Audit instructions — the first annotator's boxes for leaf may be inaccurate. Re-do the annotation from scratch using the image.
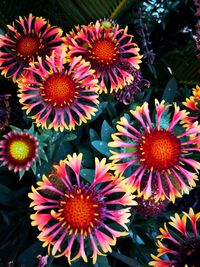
[0,185,16,207]
[16,241,46,267]
[80,169,95,183]
[101,120,115,142]
[95,255,110,267]
[89,128,100,142]
[92,141,111,157]
[162,77,177,103]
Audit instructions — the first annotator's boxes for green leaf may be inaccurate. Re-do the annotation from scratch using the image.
[0,185,16,207]
[92,140,111,157]
[95,255,110,267]
[19,169,26,180]
[80,169,95,183]
[162,77,177,103]
[101,120,115,142]
[16,241,46,267]
[89,128,100,142]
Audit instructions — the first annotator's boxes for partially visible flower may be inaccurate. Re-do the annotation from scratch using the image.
[18,51,99,131]
[134,174,168,217]
[0,126,47,177]
[109,100,200,202]
[194,0,200,17]
[113,63,149,105]
[66,20,142,93]
[0,130,38,173]
[29,153,136,264]
[0,94,11,131]
[0,14,63,81]
[149,208,200,267]
[182,85,200,124]
[37,255,48,267]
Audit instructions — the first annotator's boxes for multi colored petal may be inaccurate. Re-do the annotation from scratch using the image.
[149,208,200,266]
[17,51,99,131]
[0,130,38,173]
[66,20,142,93]
[29,153,136,264]
[0,14,63,81]
[109,99,200,202]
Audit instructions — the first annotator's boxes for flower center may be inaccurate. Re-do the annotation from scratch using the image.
[137,129,181,171]
[91,39,118,65]
[59,188,101,236]
[16,35,41,58]
[42,73,77,107]
[176,238,200,267]
[8,138,32,161]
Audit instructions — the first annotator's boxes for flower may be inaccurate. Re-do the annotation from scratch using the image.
[36,255,48,267]
[66,20,142,93]
[0,94,11,131]
[0,14,63,81]
[149,208,200,267]
[182,85,200,124]
[0,130,38,173]
[109,100,200,202]
[18,51,99,131]
[29,153,136,264]
[113,63,149,105]
[134,174,168,217]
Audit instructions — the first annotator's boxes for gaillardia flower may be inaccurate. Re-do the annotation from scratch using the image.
[0,130,38,173]
[0,94,11,131]
[18,51,99,131]
[66,20,142,93]
[109,100,200,202]
[29,153,136,264]
[149,208,200,267]
[0,14,63,81]
[182,85,200,124]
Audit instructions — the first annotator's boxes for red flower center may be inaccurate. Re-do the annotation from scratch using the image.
[5,135,37,165]
[16,35,41,58]
[91,39,118,65]
[60,188,101,235]
[137,129,181,171]
[42,73,77,107]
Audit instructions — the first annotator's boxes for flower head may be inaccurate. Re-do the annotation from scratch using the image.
[182,85,200,124]
[18,51,99,131]
[0,129,38,173]
[149,208,200,267]
[66,20,142,93]
[0,94,11,131]
[0,14,63,81]
[29,153,136,264]
[109,100,200,202]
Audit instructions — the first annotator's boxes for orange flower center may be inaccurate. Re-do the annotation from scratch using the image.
[59,189,101,236]
[137,129,181,171]
[16,35,41,58]
[91,39,118,65]
[42,73,77,107]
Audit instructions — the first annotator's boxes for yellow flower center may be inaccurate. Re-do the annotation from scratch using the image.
[9,140,30,160]
[42,73,77,107]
